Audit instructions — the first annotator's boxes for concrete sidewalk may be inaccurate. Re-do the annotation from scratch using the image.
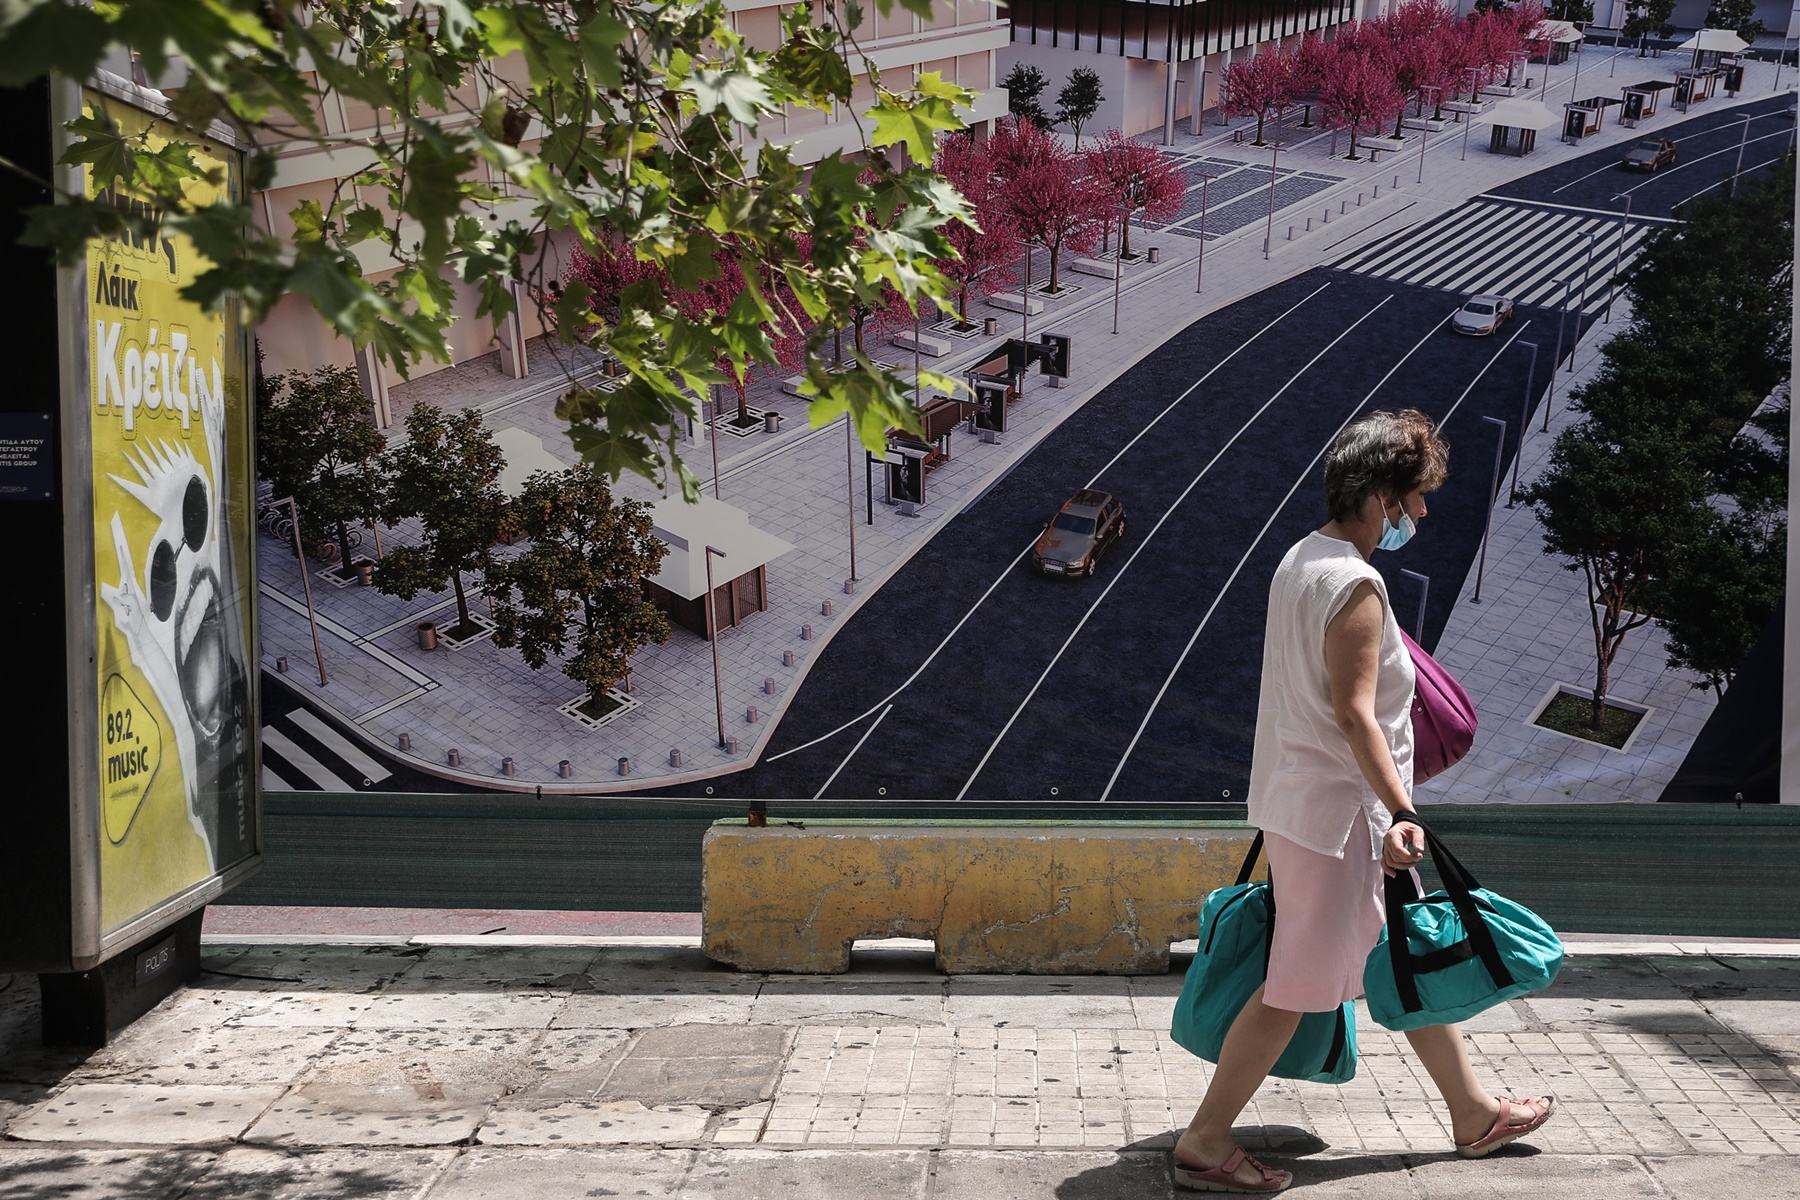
[4,934,1798,1198]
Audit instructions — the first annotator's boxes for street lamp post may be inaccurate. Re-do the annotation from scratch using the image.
[1546,277,1570,430]
[1579,230,1598,327]
[1112,207,1125,334]
[843,415,858,584]
[1606,192,1631,322]
[1194,172,1215,293]
[1417,120,1431,183]
[1730,112,1752,196]
[707,386,723,498]
[1399,569,1429,641]
[1554,272,1577,379]
[704,545,728,748]
[1511,341,1538,506]
[271,496,327,686]
[1264,143,1281,261]
[1568,23,1587,103]
[1473,415,1506,604]
[1019,238,1031,342]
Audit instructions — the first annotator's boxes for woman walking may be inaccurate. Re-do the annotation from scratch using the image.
[1173,410,1552,1193]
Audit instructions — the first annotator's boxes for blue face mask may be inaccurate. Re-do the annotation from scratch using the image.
[1377,501,1416,552]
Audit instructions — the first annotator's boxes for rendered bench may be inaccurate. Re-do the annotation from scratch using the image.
[986,291,1045,316]
[890,328,953,357]
[701,820,1261,975]
[1069,256,1121,279]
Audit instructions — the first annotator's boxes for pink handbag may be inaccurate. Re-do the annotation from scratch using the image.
[1400,629,1476,783]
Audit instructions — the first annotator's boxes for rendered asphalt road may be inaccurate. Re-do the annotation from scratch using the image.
[259,94,1792,801]
[650,273,1586,804]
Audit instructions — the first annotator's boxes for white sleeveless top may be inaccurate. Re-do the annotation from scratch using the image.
[1246,532,1415,860]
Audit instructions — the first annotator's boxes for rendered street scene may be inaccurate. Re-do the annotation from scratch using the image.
[3,1,1797,1199]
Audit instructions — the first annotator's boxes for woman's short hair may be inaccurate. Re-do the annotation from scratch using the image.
[1324,409,1449,522]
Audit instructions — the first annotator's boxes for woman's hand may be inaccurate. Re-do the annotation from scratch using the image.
[1382,820,1424,878]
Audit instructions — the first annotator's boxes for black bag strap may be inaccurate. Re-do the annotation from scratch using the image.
[1234,830,1265,886]
[1382,825,1516,1014]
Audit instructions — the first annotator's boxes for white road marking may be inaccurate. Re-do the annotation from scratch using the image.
[953,296,1398,801]
[287,707,391,783]
[766,280,1339,765]
[1098,304,1468,801]
[812,704,895,799]
[262,725,355,791]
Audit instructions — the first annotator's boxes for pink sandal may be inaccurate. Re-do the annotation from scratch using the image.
[1172,1146,1292,1193]
[1455,1095,1554,1158]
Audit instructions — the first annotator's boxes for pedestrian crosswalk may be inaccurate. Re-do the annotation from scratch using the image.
[1330,198,1656,314]
[261,705,393,792]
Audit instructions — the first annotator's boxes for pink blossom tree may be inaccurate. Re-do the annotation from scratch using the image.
[1222,46,1298,146]
[1083,129,1187,260]
[1377,0,1457,136]
[935,132,1021,330]
[988,116,1111,295]
[1317,30,1406,160]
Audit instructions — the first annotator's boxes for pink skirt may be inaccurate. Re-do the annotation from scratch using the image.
[1262,809,1388,1013]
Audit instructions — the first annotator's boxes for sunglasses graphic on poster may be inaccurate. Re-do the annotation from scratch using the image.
[83,88,256,935]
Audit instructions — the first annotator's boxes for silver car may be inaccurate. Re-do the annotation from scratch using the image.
[1450,294,1515,337]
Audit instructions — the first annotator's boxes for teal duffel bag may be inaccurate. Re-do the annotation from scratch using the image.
[1363,824,1564,1032]
[1170,832,1357,1085]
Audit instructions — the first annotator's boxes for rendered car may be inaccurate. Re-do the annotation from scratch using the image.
[1621,138,1677,171]
[1450,294,1515,337]
[1033,489,1126,577]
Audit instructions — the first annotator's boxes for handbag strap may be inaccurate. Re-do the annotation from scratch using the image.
[1234,830,1265,885]
[1382,825,1517,1013]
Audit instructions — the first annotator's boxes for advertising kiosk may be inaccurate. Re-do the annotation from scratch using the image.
[0,73,261,1043]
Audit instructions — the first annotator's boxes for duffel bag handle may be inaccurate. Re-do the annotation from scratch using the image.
[1235,830,1266,886]
[1382,823,1516,1015]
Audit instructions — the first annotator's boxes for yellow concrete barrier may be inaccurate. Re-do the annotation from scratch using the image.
[701,821,1262,975]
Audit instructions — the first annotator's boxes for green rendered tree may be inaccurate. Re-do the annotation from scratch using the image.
[376,403,507,641]
[1002,62,1054,130]
[1648,393,1788,696]
[1522,419,1709,730]
[486,469,669,709]
[256,365,384,568]
[1055,67,1105,147]
[1549,0,1594,22]
[1622,0,1677,47]
[1,0,976,496]
[1705,0,1764,41]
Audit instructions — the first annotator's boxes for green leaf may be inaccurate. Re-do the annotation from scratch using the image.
[290,198,327,244]
[577,8,628,91]
[58,110,134,191]
[665,230,722,291]
[688,66,772,125]
[341,205,391,246]
[867,89,964,167]
[0,0,109,86]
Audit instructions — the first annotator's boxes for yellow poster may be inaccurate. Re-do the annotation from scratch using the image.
[85,89,256,935]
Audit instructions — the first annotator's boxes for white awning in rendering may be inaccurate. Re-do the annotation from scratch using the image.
[647,494,794,601]
[1675,29,1751,55]
[1481,98,1565,131]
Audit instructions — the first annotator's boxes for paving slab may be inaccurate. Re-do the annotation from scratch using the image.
[943,979,1139,1030]
[424,1146,695,1198]
[180,1146,456,1199]
[749,983,948,1027]
[1407,1152,1665,1200]
[1702,1000,1800,1037]
[592,1024,792,1106]
[243,1041,537,1147]
[550,989,761,1029]
[1645,1153,1800,1200]
[1518,997,1731,1033]
[0,1148,216,1200]
[690,1149,933,1197]
[10,1083,287,1145]
[476,1099,710,1146]
[932,1147,1176,1199]
[69,1023,341,1086]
